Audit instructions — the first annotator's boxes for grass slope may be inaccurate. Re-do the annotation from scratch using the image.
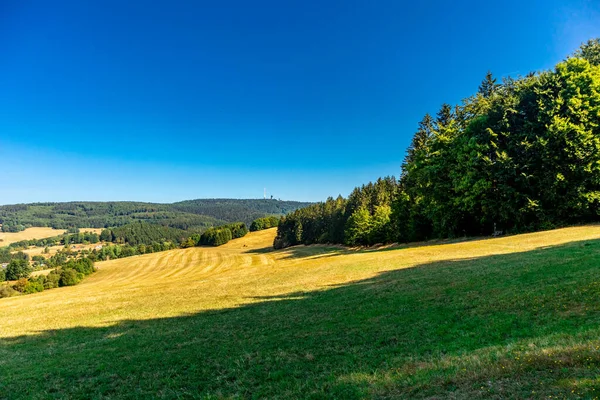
[2,227,600,398]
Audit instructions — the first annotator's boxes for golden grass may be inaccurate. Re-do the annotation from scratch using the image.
[2,225,600,339]
[21,242,102,258]
[0,227,66,246]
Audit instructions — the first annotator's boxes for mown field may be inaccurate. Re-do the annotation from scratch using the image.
[0,227,66,246]
[0,227,103,248]
[2,226,600,398]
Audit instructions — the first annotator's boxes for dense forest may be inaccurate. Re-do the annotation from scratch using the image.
[0,199,311,232]
[100,222,188,247]
[170,199,310,226]
[275,39,600,249]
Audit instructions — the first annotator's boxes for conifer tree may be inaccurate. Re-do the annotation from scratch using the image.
[478,71,498,98]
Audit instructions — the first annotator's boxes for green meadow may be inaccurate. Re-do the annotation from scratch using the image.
[2,227,600,399]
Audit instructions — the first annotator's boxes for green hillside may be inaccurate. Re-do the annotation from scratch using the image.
[0,199,312,232]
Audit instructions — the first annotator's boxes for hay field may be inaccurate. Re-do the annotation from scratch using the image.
[0,227,102,247]
[0,227,66,246]
[2,226,600,398]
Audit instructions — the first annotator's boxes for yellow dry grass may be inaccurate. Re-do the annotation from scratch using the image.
[0,227,66,246]
[21,243,102,258]
[20,245,63,258]
[2,225,600,339]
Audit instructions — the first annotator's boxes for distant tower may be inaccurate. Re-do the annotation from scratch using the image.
[264,188,266,199]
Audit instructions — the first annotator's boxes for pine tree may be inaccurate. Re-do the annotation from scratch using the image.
[436,103,454,128]
[402,114,433,171]
[478,71,498,98]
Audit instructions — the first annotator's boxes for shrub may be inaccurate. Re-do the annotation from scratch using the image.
[59,268,83,287]
[65,257,95,275]
[12,278,29,293]
[0,284,18,298]
[43,270,61,289]
[23,280,44,294]
[32,255,46,263]
[227,222,248,239]
[199,227,233,246]
[250,216,280,231]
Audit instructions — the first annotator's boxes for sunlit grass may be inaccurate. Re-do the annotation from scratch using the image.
[0,227,66,246]
[2,226,600,398]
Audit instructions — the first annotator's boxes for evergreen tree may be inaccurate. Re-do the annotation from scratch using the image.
[478,71,498,98]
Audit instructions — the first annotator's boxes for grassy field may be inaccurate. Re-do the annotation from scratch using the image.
[2,227,600,398]
[0,227,103,248]
[0,227,66,246]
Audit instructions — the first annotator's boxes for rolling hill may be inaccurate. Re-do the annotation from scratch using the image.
[2,226,600,398]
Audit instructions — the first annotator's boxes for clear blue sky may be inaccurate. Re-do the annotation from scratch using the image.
[1,0,599,204]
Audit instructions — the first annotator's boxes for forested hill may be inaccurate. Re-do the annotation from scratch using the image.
[170,199,312,224]
[275,38,600,249]
[0,199,312,232]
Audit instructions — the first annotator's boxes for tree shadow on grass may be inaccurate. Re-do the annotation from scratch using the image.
[245,244,349,261]
[244,232,543,261]
[2,239,600,399]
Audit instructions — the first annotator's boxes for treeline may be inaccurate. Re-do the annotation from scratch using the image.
[0,257,96,297]
[274,179,396,248]
[0,199,311,232]
[171,199,312,225]
[198,222,248,246]
[275,39,600,248]
[92,242,179,261]
[250,216,280,231]
[100,222,187,246]
[182,222,249,247]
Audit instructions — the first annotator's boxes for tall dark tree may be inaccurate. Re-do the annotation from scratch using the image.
[478,71,498,98]
[402,114,433,170]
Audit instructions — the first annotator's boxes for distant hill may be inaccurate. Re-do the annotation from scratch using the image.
[171,199,313,225]
[0,199,312,232]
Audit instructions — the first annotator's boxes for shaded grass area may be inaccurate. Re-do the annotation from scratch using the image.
[2,240,600,398]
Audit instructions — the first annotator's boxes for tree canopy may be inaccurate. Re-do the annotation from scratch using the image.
[275,39,600,248]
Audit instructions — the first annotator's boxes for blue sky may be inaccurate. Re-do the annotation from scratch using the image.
[1,0,599,204]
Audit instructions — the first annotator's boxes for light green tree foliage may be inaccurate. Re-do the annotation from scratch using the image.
[370,205,392,244]
[537,58,600,220]
[345,207,372,246]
